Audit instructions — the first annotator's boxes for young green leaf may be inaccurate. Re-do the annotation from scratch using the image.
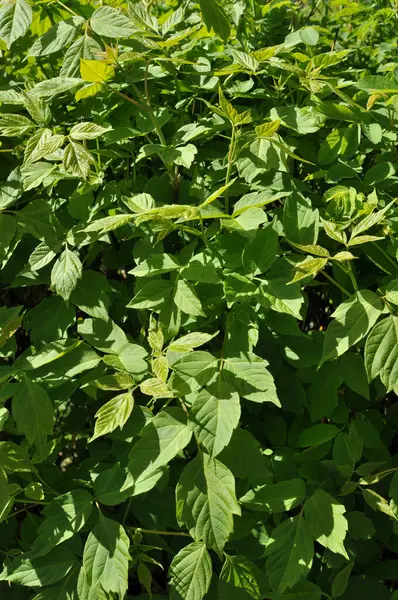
[265,514,313,594]
[169,542,212,600]
[190,378,240,457]
[176,452,241,554]
[51,247,83,301]
[79,515,130,598]
[91,390,134,441]
[304,489,348,558]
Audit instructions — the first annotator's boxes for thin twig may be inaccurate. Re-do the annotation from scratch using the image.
[57,0,78,16]
[122,498,133,525]
[129,526,190,537]
[144,61,151,106]
[320,269,351,297]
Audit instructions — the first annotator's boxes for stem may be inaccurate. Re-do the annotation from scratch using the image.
[346,261,359,292]
[122,498,133,525]
[224,126,236,214]
[113,89,145,110]
[14,498,50,505]
[6,506,31,519]
[113,87,170,176]
[96,138,102,171]
[131,82,167,146]
[372,241,398,272]
[144,62,151,106]
[37,473,60,496]
[57,0,78,16]
[178,397,189,416]
[320,270,351,297]
[129,526,190,537]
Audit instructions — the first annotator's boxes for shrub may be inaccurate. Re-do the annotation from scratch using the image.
[0,0,397,598]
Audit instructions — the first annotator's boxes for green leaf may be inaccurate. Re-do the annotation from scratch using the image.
[63,141,95,179]
[140,377,173,398]
[169,542,212,600]
[21,162,56,190]
[362,488,398,521]
[70,122,111,140]
[346,511,375,540]
[24,482,44,501]
[12,375,53,446]
[240,479,306,513]
[0,113,35,136]
[339,352,369,399]
[176,452,241,554]
[283,195,319,245]
[332,564,354,598]
[123,407,192,496]
[270,106,324,134]
[91,390,134,441]
[365,316,398,394]
[218,428,272,483]
[350,201,394,239]
[298,424,339,447]
[355,75,398,93]
[169,331,218,353]
[0,305,23,348]
[265,514,313,594]
[199,0,230,40]
[258,278,305,320]
[318,128,344,164]
[174,279,205,317]
[30,77,82,98]
[24,296,74,344]
[307,363,341,421]
[291,257,328,284]
[60,35,102,78]
[130,253,181,277]
[223,353,280,406]
[190,378,240,457]
[333,426,363,477]
[304,489,348,558]
[322,290,384,364]
[51,247,83,301]
[16,339,81,370]
[255,120,281,138]
[32,490,93,557]
[24,130,64,165]
[71,270,111,321]
[0,407,8,431]
[90,6,136,38]
[277,581,322,600]
[28,17,84,56]
[219,554,261,600]
[81,214,134,234]
[79,515,130,598]
[0,0,32,48]
[128,280,173,310]
[0,168,23,209]
[95,372,135,391]
[0,441,35,472]
[242,224,280,275]
[231,49,258,73]
[0,546,77,587]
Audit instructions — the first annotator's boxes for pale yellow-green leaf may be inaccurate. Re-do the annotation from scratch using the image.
[80,59,115,83]
[90,391,134,441]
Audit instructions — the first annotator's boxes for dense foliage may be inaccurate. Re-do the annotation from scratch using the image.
[0,0,398,598]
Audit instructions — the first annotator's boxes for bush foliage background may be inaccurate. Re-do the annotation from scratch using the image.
[0,0,398,598]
